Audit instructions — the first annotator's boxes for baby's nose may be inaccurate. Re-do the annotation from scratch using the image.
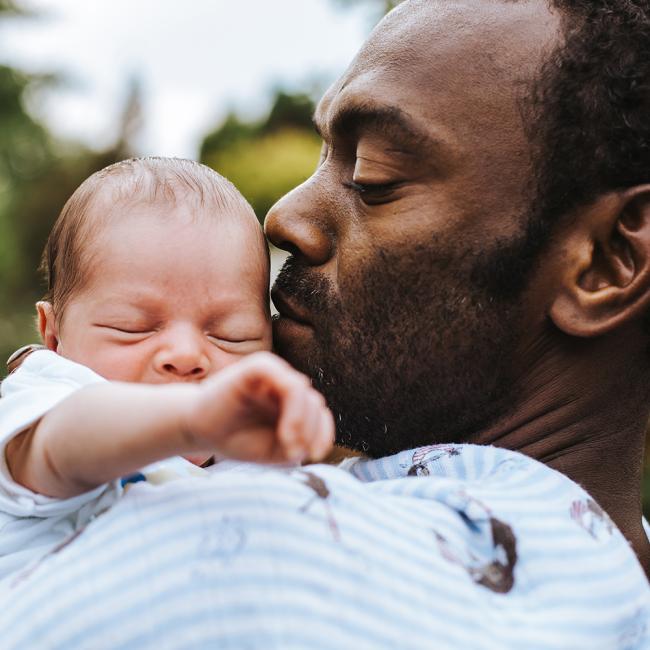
[156,336,210,381]
[161,358,207,380]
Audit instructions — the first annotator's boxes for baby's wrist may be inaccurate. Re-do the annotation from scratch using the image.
[167,383,208,452]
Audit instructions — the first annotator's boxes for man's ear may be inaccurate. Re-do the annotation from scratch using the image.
[36,301,59,351]
[550,186,650,337]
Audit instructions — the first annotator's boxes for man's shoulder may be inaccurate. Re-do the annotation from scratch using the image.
[345,443,558,490]
[339,444,650,597]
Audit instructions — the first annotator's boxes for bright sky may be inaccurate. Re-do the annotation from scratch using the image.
[0,0,372,157]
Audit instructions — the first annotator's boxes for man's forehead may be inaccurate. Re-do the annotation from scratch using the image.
[363,0,561,64]
[316,0,561,126]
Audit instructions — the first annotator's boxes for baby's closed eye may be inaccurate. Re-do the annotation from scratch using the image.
[207,335,266,353]
[93,322,158,337]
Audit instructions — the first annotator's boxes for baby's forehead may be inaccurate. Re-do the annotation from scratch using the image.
[91,163,243,215]
[77,165,268,283]
[88,192,267,262]
[85,162,261,242]
[78,207,268,314]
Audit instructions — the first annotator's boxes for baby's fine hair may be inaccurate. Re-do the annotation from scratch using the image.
[41,157,265,315]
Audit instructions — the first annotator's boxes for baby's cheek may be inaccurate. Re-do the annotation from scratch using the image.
[259,319,273,352]
[208,348,251,376]
[205,337,271,380]
[87,348,150,382]
[257,333,273,353]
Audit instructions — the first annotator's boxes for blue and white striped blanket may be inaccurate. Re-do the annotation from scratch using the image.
[0,444,648,649]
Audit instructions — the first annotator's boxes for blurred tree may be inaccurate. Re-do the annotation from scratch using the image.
[0,64,52,302]
[6,80,140,305]
[0,2,140,362]
[200,91,321,221]
[265,91,315,132]
[201,0,402,221]
[0,0,23,14]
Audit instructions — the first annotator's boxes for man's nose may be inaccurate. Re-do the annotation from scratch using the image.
[155,331,210,381]
[265,181,332,266]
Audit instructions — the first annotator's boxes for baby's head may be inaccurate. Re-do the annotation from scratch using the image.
[38,157,271,383]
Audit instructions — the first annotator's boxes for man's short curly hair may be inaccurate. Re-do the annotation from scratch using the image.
[527,0,650,233]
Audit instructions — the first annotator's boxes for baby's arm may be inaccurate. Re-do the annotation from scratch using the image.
[7,352,334,499]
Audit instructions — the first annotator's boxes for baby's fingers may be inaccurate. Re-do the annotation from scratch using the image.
[232,352,334,462]
[277,384,312,462]
[284,389,335,463]
[309,405,335,461]
[297,391,324,458]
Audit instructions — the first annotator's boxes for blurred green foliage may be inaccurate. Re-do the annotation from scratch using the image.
[0,0,22,13]
[200,92,321,220]
[0,4,137,362]
[0,64,51,303]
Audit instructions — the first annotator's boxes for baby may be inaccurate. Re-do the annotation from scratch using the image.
[0,157,333,579]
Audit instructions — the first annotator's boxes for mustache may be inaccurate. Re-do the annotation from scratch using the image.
[272,255,334,314]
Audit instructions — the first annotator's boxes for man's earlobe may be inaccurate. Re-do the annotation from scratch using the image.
[36,301,59,352]
[550,187,650,337]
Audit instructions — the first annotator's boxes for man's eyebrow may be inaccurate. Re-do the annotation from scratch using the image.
[312,102,440,154]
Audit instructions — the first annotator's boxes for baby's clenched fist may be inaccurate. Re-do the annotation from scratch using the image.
[181,352,335,464]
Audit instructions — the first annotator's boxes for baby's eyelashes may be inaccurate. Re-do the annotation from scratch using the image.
[108,327,152,335]
[206,335,266,354]
[94,324,156,335]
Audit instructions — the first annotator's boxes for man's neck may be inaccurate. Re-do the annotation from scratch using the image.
[470,334,650,577]
[546,436,650,578]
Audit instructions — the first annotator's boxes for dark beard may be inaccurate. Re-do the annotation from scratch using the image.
[272,229,540,458]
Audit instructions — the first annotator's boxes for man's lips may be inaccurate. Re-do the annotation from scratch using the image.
[271,289,313,326]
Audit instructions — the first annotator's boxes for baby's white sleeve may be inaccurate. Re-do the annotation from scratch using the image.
[0,351,121,579]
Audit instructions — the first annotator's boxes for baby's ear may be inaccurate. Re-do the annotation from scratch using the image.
[36,301,59,351]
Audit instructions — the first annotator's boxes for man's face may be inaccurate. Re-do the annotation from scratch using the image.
[265,0,562,457]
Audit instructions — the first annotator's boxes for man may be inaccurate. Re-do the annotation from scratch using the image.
[0,1,648,648]
[268,0,650,567]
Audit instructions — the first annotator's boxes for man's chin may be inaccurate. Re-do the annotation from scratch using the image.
[272,315,317,374]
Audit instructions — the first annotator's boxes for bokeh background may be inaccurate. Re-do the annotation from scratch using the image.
[0,0,647,513]
[0,0,396,359]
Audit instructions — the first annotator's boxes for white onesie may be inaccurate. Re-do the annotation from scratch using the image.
[0,350,205,581]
